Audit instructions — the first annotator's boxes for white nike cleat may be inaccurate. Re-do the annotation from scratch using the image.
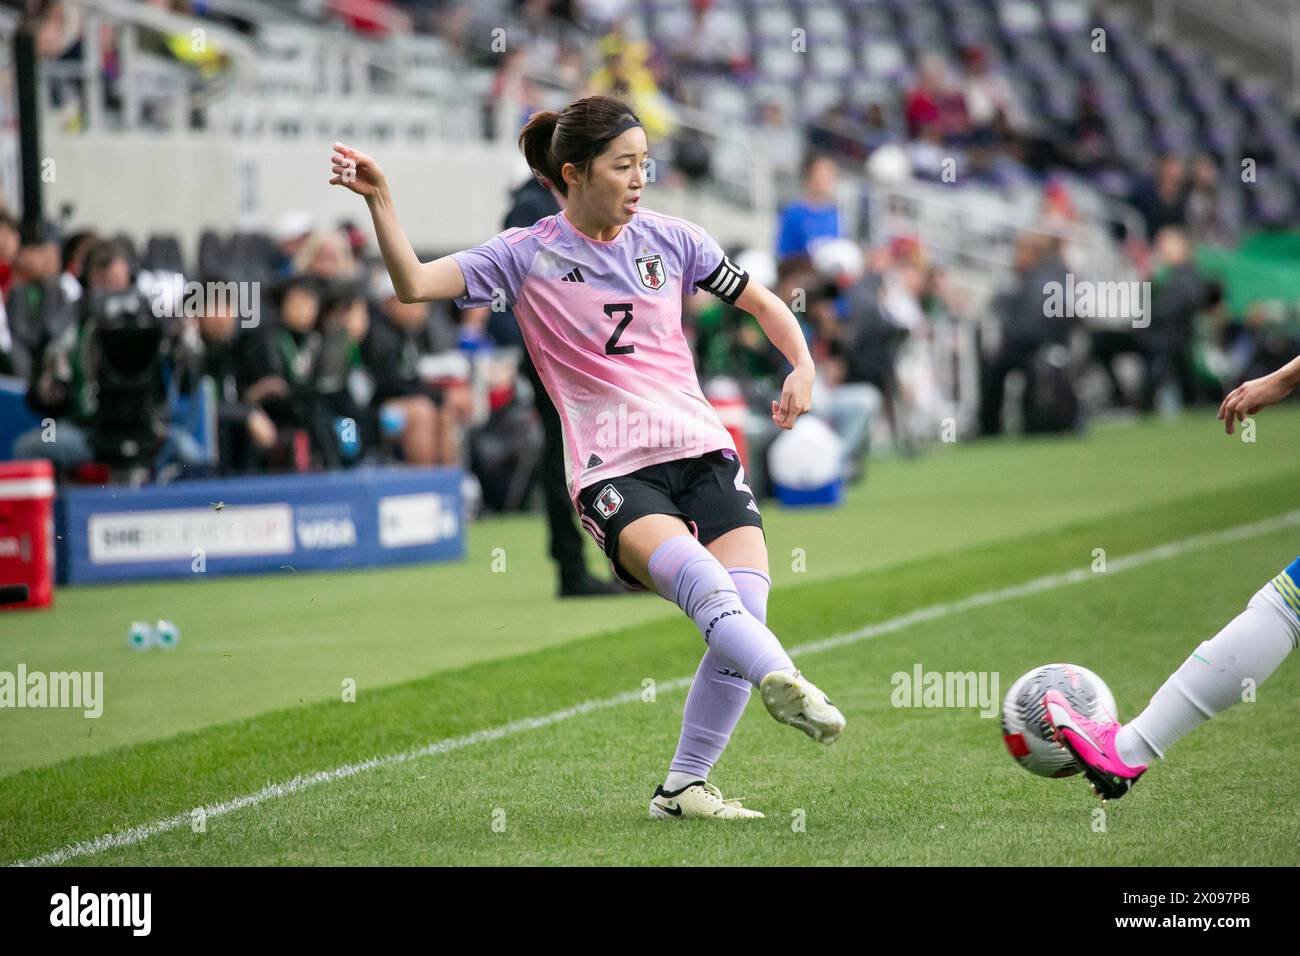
[648,780,765,820]
[759,670,845,744]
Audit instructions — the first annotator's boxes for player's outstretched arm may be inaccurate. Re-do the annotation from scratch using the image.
[329,142,467,303]
[735,280,815,430]
[1218,354,1300,434]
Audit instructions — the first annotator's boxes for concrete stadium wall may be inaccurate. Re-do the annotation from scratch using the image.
[41,128,774,261]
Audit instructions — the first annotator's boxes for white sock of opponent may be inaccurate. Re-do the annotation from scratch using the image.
[1116,583,1300,767]
[664,567,769,790]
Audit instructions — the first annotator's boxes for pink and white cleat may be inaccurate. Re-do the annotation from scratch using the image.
[1043,689,1147,800]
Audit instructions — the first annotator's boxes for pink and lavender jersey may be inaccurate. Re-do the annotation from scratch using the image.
[452,208,750,502]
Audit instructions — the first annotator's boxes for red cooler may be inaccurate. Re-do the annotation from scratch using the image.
[0,460,56,610]
[706,382,750,473]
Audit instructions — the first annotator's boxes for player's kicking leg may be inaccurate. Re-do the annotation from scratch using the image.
[612,517,842,820]
[640,532,844,744]
[1046,557,1300,799]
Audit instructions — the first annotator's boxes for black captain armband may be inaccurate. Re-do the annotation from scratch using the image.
[696,255,750,305]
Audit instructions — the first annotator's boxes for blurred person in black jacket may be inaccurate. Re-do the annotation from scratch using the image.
[838,267,906,462]
[4,222,73,383]
[236,274,323,469]
[362,275,471,466]
[176,273,278,473]
[1142,227,1208,411]
[978,233,1072,435]
[313,279,376,467]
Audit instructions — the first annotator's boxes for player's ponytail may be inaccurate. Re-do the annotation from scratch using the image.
[518,96,640,197]
[519,110,562,194]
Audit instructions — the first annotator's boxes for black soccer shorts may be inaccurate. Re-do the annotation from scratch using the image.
[576,448,765,590]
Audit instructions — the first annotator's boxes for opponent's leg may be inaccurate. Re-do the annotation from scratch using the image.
[1120,582,1297,762]
[1046,566,1300,799]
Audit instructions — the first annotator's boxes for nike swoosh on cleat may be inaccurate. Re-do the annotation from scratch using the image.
[655,801,682,817]
[1045,699,1104,754]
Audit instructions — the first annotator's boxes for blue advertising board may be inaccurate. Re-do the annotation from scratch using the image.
[56,466,463,584]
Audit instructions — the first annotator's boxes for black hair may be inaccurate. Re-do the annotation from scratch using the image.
[517,95,641,197]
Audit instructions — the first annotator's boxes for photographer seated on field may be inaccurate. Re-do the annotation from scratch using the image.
[16,239,205,482]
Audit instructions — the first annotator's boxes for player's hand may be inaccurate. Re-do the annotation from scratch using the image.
[329,142,386,198]
[772,362,814,430]
[1218,372,1292,434]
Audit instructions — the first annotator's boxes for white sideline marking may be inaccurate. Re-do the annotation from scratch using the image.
[14,510,1300,866]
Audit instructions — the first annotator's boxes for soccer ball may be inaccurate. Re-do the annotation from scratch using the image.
[1001,663,1118,778]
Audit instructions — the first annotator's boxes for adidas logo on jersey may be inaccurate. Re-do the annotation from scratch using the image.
[561,266,586,283]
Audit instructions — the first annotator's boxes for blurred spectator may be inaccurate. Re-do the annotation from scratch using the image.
[838,261,905,465]
[859,102,899,154]
[1143,227,1208,411]
[0,213,23,377]
[59,228,98,302]
[176,274,278,473]
[960,46,1026,138]
[271,210,314,279]
[879,248,947,451]
[586,30,673,142]
[1131,154,1188,241]
[294,228,356,282]
[904,54,969,144]
[0,211,20,299]
[905,120,951,182]
[979,233,1073,436]
[363,276,470,466]
[667,0,748,76]
[313,279,376,467]
[5,224,74,385]
[776,154,840,265]
[237,274,323,470]
[755,101,804,184]
[1185,153,1239,248]
[1057,87,1113,176]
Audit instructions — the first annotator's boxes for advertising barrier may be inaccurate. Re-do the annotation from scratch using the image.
[57,466,463,584]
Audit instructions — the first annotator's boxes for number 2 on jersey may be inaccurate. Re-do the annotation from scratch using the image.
[603,303,635,355]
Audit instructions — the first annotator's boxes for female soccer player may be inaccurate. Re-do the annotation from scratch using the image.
[330,95,844,820]
[1043,354,1300,798]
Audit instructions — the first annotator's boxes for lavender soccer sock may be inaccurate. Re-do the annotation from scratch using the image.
[648,536,792,686]
[666,567,772,783]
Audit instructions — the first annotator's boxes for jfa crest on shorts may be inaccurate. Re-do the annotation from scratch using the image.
[577,450,764,591]
[594,484,624,518]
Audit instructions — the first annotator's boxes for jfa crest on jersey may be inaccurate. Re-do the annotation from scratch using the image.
[635,254,666,291]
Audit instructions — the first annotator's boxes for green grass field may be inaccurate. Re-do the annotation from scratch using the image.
[2,410,1299,866]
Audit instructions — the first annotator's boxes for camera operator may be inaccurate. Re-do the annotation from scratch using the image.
[17,239,205,480]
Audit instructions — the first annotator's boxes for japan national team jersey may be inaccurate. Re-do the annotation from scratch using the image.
[452,207,750,502]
